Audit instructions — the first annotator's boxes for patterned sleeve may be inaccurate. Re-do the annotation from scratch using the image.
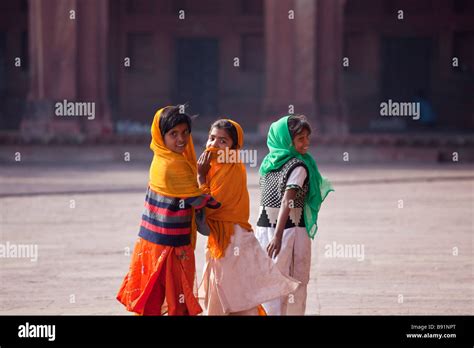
[184,194,221,210]
[285,166,307,190]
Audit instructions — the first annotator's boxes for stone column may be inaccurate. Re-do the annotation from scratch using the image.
[22,0,82,142]
[315,0,348,134]
[21,0,112,142]
[76,0,113,138]
[263,0,348,135]
[262,0,317,133]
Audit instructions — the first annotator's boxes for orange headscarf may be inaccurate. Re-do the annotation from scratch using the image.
[149,106,203,248]
[200,119,253,259]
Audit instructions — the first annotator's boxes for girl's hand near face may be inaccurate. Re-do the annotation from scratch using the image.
[197,151,212,185]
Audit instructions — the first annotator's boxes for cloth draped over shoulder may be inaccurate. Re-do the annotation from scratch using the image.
[148,106,204,248]
[200,119,253,259]
[259,116,334,239]
[117,106,219,316]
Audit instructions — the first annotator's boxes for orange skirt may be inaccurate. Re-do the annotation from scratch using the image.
[117,238,202,316]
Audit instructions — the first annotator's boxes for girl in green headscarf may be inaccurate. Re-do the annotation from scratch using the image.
[255,115,333,315]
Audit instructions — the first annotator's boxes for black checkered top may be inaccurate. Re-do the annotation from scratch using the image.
[256,158,309,229]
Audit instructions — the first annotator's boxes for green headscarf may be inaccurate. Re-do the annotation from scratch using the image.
[259,116,334,239]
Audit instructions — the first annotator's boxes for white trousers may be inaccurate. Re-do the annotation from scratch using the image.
[255,226,312,315]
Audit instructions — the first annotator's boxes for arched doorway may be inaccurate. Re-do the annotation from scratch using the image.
[342,0,474,132]
[107,0,264,130]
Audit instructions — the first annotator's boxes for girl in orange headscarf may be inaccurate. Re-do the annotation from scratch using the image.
[117,106,220,316]
[196,119,299,315]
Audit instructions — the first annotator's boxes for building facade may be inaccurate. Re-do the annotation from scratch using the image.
[0,0,473,140]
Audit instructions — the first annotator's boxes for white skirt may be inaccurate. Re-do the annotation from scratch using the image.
[254,225,312,315]
[198,224,300,315]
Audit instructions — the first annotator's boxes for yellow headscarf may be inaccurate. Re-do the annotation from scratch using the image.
[149,106,203,248]
[200,119,253,259]
[149,106,202,197]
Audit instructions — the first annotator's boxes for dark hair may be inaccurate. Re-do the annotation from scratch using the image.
[159,105,192,137]
[210,119,239,149]
[288,114,312,140]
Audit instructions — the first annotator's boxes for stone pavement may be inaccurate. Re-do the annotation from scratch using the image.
[0,161,472,315]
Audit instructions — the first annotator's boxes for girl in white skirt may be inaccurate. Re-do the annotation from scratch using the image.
[197,118,299,315]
